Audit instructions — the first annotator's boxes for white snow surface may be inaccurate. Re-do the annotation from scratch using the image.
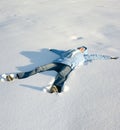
[0,0,120,130]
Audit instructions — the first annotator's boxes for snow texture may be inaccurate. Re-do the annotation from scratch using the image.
[0,0,120,130]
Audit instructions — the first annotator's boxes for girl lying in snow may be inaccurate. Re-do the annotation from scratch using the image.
[2,46,119,93]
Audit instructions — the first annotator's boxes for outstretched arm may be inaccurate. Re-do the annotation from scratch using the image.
[49,49,74,56]
[86,54,119,60]
[49,49,66,56]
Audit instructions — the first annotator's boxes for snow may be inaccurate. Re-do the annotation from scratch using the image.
[0,0,120,130]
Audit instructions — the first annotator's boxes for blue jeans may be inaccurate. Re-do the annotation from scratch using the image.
[17,63,72,92]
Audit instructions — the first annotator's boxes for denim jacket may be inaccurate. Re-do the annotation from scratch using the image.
[50,48,111,69]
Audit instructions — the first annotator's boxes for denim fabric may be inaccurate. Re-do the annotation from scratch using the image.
[50,48,111,69]
[53,64,72,92]
[17,63,72,92]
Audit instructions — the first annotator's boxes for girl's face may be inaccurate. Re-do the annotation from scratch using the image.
[79,47,85,53]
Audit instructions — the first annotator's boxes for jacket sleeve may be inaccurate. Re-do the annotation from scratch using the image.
[86,54,111,60]
[49,49,66,56]
[50,49,73,56]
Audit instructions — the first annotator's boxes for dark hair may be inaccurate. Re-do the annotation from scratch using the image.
[77,46,87,50]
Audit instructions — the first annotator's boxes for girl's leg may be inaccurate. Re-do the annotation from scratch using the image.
[17,63,59,79]
[50,65,72,93]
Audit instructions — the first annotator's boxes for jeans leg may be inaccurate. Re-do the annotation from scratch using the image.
[17,69,37,79]
[17,63,58,79]
[53,65,72,92]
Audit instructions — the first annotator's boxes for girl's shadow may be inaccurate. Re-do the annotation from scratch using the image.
[19,84,49,92]
[17,48,58,91]
[17,48,58,74]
